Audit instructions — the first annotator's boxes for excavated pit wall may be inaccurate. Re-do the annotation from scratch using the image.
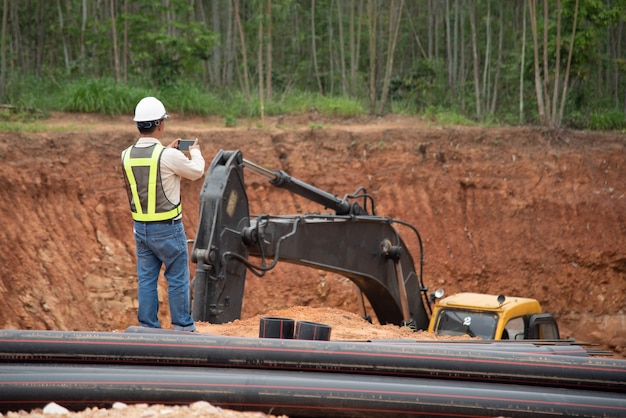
[0,116,624,356]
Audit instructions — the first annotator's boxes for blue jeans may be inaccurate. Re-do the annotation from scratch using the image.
[133,220,196,331]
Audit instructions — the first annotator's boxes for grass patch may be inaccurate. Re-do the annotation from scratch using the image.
[0,120,48,133]
[589,110,626,131]
[60,78,150,115]
[0,106,49,132]
[159,82,224,117]
[424,106,476,126]
[270,91,364,117]
[1,75,624,131]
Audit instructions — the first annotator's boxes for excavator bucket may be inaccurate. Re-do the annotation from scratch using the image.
[191,150,250,323]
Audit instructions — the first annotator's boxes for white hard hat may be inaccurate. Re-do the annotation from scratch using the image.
[133,97,169,122]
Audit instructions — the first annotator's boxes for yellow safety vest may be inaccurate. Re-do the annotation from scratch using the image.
[122,143,182,222]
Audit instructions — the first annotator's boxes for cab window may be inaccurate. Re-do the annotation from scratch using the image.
[536,323,559,339]
[504,317,526,340]
[528,314,560,339]
[434,309,498,339]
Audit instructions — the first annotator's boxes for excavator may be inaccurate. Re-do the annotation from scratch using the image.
[190,150,560,341]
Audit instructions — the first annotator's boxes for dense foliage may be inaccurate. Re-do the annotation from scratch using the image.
[0,0,624,130]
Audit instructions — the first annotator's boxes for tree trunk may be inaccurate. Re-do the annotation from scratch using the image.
[433,0,441,61]
[0,0,8,100]
[123,0,128,82]
[529,0,578,128]
[551,0,562,126]
[224,0,234,86]
[258,16,265,118]
[55,0,70,75]
[110,0,120,83]
[349,0,363,97]
[349,0,356,96]
[452,0,460,88]
[337,0,347,97]
[528,0,546,125]
[35,2,44,76]
[541,0,552,123]
[459,2,467,111]
[519,0,527,124]
[311,0,323,94]
[212,0,221,86]
[481,0,491,115]
[489,1,504,115]
[427,0,433,58]
[265,0,272,100]
[469,0,481,118]
[327,2,334,95]
[557,0,579,127]
[233,0,251,100]
[10,3,21,72]
[378,0,404,115]
[404,3,427,59]
[80,0,87,74]
[367,0,378,113]
[445,0,452,87]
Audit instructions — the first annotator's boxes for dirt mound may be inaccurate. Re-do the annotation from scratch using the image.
[0,113,624,358]
[193,306,442,341]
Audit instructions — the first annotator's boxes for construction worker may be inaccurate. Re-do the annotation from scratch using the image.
[121,97,205,332]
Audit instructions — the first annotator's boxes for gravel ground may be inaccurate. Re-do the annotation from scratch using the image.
[2,401,286,418]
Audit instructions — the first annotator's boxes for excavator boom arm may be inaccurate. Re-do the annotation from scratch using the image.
[191,150,430,329]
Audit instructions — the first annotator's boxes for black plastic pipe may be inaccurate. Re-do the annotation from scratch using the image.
[0,329,624,394]
[1,363,625,418]
[125,326,596,356]
[364,339,594,356]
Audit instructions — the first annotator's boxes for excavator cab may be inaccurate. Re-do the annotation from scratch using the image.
[428,292,560,340]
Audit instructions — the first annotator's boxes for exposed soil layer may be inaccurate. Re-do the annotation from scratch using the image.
[1,113,624,362]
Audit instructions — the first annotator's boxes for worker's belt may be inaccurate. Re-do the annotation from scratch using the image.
[138,218,182,225]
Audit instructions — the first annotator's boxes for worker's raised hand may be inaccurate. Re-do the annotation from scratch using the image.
[169,138,198,152]
[188,138,200,152]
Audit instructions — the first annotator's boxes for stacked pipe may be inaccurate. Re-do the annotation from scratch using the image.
[259,316,332,340]
[0,329,624,417]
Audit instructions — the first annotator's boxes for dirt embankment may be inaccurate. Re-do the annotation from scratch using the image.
[0,113,624,357]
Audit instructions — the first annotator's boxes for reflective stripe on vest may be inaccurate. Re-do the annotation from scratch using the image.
[122,144,182,222]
